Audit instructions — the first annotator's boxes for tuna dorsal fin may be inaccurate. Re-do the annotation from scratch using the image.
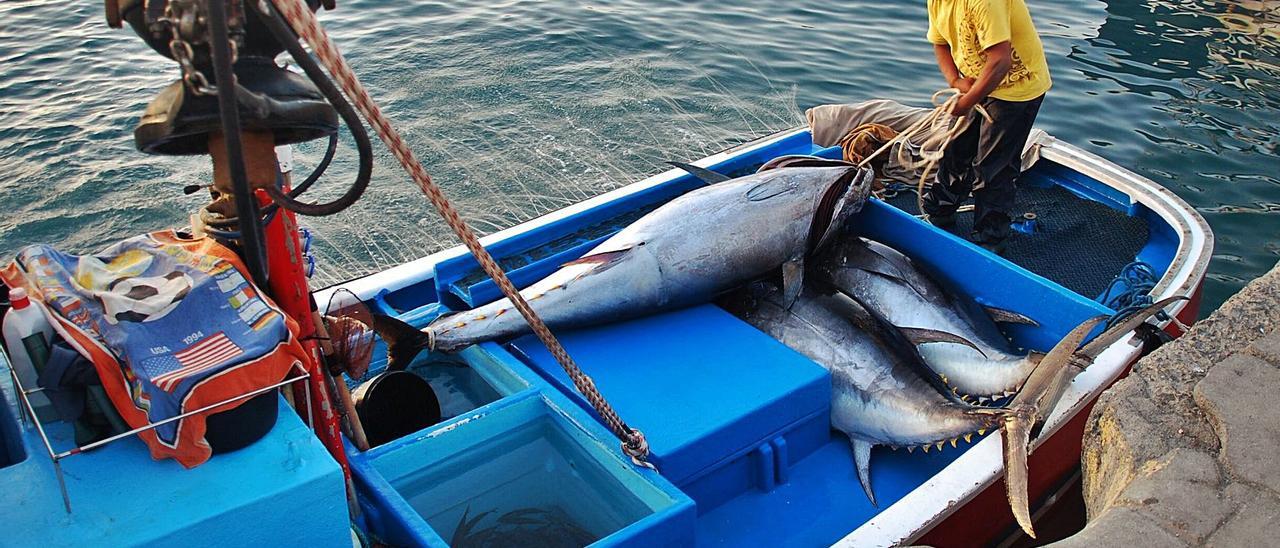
[850,437,877,506]
[666,161,732,184]
[370,314,433,371]
[899,327,988,358]
[853,239,945,305]
[984,305,1040,327]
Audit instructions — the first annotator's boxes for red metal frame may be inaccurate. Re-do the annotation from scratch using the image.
[257,189,351,479]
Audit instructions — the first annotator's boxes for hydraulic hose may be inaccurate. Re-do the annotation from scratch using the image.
[207,0,269,285]
[255,0,372,217]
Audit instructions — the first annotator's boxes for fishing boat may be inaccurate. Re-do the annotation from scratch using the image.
[0,2,1211,547]
[317,123,1211,547]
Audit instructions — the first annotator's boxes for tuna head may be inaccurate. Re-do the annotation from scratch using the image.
[809,165,873,253]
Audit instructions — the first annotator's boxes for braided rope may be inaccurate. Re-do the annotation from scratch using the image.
[269,0,652,468]
[853,89,992,214]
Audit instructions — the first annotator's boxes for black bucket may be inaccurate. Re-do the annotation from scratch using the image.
[353,371,442,448]
[205,390,279,454]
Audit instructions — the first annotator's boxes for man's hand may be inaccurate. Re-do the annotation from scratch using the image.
[951,92,978,117]
[948,42,1013,117]
[949,77,976,94]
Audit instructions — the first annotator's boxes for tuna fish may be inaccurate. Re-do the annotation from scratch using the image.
[815,237,1045,399]
[385,164,872,363]
[724,282,1182,538]
[727,284,1105,537]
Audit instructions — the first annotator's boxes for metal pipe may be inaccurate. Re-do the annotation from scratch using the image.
[54,372,308,458]
[207,0,270,287]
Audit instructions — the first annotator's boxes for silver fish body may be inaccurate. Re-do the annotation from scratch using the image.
[817,237,1040,398]
[726,284,999,504]
[732,286,992,450]
[425,165,872,354]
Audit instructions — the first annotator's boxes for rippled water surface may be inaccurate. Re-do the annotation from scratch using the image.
[1,1,1277,312]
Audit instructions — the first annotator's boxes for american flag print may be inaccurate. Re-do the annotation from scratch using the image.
[152,332,243,391]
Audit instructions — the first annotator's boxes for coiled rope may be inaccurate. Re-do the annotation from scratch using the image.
[269,0,653,468]
[853,89,992,215]
[1100,261,1190,331]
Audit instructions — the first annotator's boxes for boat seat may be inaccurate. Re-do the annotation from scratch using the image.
[507,304,830,489]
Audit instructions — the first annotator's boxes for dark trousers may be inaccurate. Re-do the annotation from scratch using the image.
[922,94,1044,243]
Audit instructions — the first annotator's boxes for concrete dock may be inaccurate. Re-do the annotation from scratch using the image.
[1055,262,1280,546]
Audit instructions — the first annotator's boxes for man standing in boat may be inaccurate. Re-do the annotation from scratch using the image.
[921,0,1050,253]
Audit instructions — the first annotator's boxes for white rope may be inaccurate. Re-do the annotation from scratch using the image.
[855,89,992,215]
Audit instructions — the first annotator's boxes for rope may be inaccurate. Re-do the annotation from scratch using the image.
[1100,261,1189,331]
[853,89,992,215]
[270,0,653,468]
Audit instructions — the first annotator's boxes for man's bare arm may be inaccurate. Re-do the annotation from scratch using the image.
[953,41,1013,115]
[933,44,973,92]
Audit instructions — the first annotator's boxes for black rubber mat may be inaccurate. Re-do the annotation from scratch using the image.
[883,181,1150,300]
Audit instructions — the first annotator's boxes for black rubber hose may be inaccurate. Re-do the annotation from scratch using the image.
[256,0,373,216]
[259,131,338,217]
[207,0,270,286]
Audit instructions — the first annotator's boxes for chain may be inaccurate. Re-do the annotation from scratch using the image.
[266,0,655,469]
[160,1,218,95]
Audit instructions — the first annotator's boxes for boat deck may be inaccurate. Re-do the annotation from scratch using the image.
[881,167,1153,300]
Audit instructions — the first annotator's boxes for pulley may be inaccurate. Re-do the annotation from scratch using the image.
[116,0,338,155]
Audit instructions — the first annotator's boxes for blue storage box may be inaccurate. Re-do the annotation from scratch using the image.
[508,304,832,511]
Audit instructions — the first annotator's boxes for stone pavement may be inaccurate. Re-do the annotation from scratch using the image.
[1052,263,1280,546]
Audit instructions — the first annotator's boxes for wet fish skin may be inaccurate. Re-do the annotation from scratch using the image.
[408,165,872,357]
[729,282,1160,539]
[727,284,1003,505]
[816,237,1040,397]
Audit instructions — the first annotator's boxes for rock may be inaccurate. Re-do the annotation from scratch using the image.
[1069,260,1280,545]
[1208,484,1280,546]
[1052,508,1188,548]
[1193,354,1280,493]
[1112,449,1229,544]
[1244,330,1280,367]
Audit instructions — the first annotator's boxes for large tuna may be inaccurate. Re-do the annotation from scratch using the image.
[727,282,1180,537]
[815,237,1045,399]
[383,164,873,363]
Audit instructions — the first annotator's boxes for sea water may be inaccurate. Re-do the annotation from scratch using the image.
[1,1,1277,314]
[408,356,503,420]
[394,415,654,544]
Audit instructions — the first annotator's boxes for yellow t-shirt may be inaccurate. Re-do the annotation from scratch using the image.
[927,0,1051,102]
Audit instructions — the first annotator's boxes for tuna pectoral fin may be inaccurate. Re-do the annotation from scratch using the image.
[984,306,1040,327]
[667,161,732,184]
[370,314,434,371]
[850,437,877,506]
[899,327,988,358]
[561,246,635,271]
[1001,410,1037,539]
[782,258,805,309]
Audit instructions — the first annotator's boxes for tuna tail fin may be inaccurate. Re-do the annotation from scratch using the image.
[1001,408,1037,538]
[370,314,434,371]
[849,437,877,506]
[667,161,732,184]
[1078,296,1189,360]
[992,314,1109,539]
